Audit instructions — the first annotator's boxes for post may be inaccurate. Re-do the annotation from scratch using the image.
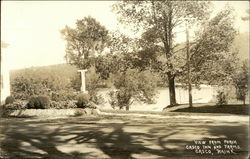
[78,69,88,93]
[186,21,193,107]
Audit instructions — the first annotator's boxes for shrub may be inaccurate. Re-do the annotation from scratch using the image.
[27,96,50,109]
[0,106,13,117]
[27,96,38,109]
[86,67,102,103]
[137,70,158,104]
[117,88,133,110]
[232,60,248,105]
[76,93,90,108]
[49,101,63,109]
[11,65,76,100]
[91,94,105,105]
[216,90,228,106]
[5,100,28,110]
[11,76,49,100]
[236,88,248,105]
[108,90,118,109]
[0,100,28,117]
[65,100,78,108]
[49,100,77,109]
[51,90,77,102]
[109,69,157,110]
[3,100,27,110]
[5,96,15,105]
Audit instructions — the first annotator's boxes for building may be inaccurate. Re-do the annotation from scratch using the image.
[1,41,10,104]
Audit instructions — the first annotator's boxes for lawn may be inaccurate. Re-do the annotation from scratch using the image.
[100,103,249,116]
[0,112,248,159]
[166,103,249,115]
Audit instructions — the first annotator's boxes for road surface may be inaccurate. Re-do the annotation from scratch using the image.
[0,115,248,159]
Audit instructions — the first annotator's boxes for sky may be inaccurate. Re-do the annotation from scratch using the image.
[1,1,249,70]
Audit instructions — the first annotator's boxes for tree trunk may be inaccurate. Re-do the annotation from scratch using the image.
[126,105,129,111]
[167,73,177,106]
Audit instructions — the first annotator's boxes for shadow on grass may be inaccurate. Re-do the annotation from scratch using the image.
[0,117,248,159]
[172,104,249,115]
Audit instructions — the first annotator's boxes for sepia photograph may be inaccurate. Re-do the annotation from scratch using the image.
[1,1,249,159]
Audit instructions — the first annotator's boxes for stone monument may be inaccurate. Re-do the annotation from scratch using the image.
[78,69,88,93]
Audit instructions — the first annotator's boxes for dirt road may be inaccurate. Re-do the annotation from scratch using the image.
[0,115,248,159]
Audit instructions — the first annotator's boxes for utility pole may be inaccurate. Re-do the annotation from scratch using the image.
[185,20,193,108]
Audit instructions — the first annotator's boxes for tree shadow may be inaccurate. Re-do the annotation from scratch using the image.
[0,119,181,159]
[0,117,248,159]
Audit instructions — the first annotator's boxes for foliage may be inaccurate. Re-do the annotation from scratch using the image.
[49,100,77,109]
[27,96,50,109]
[51,89,77,102]
[4,100,28,110]
[94,31,137,78]
[109,69,158,110]
[94,54,113,80]
[76,93,90,108]
[190,7,237,86]
[10,64,77,100]
[235,88,247,104]
[11,76,49,100]
[216,90,228,106]
[61,16,109,69]
[233,61,249,104]
[108,90,118,109]
[132,48,159,71]
[113,1,211,106]
[1,100,27,117]
[90,94,105,105]
[117,88,133,110]
[0,106,13,118]
[70,73,81,92]
[5,96,15,105]
[86,67,101,102]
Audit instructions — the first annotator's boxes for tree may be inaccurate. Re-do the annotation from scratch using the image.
[189,7,237,86]
[113,1,211,106]
[233,60,249,105]
[109,69,158,110]
[61,16,109,69]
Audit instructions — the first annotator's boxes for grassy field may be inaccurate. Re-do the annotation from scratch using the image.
[0,112,249,159]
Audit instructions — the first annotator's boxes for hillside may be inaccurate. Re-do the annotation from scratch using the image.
[10,63,78,83]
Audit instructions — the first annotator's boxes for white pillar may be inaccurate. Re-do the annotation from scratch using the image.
[78,69,88,93]
[1,42,10,104]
